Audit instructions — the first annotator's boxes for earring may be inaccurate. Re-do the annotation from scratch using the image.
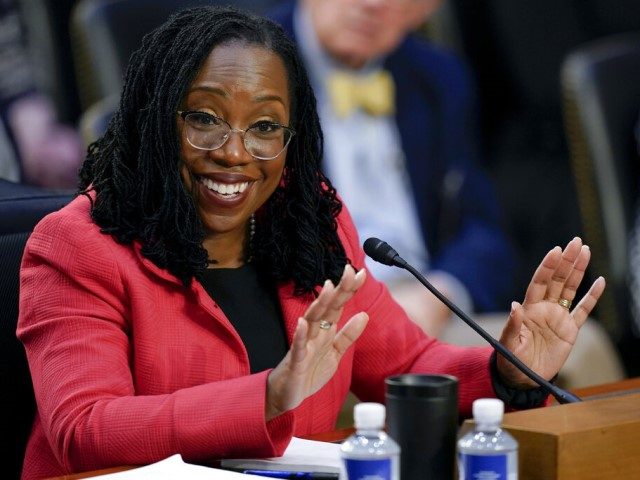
[246,214,256,263]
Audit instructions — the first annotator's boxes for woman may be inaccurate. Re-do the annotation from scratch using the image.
[17,6,604,479]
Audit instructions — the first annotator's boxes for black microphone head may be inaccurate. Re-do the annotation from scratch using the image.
[363,237,406,267]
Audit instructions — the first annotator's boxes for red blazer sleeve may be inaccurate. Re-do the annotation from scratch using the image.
[17,204,294,473]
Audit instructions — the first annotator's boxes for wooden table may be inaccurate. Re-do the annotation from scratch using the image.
[46,377,640,480]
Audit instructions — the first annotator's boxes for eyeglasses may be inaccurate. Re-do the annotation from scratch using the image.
[178,111,295,160]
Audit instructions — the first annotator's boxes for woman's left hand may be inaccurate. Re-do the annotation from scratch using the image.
[497,237,606,388]
[265,264,369,420]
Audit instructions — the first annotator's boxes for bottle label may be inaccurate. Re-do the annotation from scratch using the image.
[344,458,392,480]
[459,453,507,479]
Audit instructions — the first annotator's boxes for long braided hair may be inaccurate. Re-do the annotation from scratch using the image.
[78,6,348,294]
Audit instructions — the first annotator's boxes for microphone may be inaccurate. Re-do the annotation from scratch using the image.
[363,237,581,404]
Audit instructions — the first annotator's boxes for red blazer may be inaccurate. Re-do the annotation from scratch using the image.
[17,195,494,479]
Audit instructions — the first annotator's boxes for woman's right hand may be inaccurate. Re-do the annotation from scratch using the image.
[265,264,369,420]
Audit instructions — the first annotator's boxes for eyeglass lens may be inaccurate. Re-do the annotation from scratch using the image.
[184,112,292,160]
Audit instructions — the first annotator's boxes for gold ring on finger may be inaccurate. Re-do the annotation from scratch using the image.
[558,298,572,310]
[318,320,332,330]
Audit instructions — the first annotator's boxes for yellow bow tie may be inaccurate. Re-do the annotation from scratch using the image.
[327,70,395,118]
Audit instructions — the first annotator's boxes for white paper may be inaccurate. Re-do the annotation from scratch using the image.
[221,437,342,473]
[89,454,260,479]
[88,438,342,479]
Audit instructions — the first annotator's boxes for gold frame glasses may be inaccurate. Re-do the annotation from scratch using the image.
[178,110,295,160]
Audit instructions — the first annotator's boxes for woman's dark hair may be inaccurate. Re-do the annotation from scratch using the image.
[78,6,348,294]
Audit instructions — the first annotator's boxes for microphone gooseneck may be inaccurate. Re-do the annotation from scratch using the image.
[364,237,581,404]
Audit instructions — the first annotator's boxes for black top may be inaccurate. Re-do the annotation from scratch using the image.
[200,264,288,373]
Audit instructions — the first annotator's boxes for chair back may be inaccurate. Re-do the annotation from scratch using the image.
[70,0,285,112]
[0,182,72,480]
[561,32,640,356]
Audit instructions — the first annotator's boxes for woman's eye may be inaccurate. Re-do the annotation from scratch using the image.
[253,121,280,133]
[190,112,221,126]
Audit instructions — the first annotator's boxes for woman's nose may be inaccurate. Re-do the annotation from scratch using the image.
[208,130,252,166]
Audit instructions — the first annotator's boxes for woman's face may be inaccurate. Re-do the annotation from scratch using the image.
[179,42,290,240]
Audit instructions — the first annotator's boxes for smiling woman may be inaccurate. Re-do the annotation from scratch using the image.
[16,5,606,480]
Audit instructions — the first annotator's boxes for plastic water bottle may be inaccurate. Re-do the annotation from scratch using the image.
[457,398,518,480]
[340,402,400,480]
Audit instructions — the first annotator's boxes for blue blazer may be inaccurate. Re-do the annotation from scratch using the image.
[269,2,516,312]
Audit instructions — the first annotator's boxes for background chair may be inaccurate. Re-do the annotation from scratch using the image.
[19,0,82,123]
[441,0,640,299]
[561,31,640,375]
[0,180,72,480]
[78,93,120,147]
[70,0,285,114]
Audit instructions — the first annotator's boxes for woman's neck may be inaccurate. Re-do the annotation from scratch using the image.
[203,231,247,269]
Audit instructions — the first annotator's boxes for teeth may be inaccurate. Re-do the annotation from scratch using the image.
[200,177,249,195]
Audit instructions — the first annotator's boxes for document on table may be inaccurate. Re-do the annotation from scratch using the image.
[89,438,343,479]
[221,437,343,474]
[87,454,253,479]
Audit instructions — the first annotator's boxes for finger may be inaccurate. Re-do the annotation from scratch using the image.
[304,279,336,323]
[305,265,357,320]
[290,317,309,364]
[571,276,606,327]
[558,245,590,304]
[545,237,583,302]
[333,312,369,356]
[329,264,364,309]
[306,279,344,340]
[500,301,524,349]
[523,246,562,304]
[308,267,364,330]
[305,266,366,339]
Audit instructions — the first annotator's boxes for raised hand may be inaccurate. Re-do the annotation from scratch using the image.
[265,264,369,419]
[497,237,606,388]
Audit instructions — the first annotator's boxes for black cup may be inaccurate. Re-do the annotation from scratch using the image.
[385,374,458,480]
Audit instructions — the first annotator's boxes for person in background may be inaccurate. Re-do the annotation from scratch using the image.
[627,112,640,339]
[17,7,604,479]
[269,0,515,337]
[0,0,83,189]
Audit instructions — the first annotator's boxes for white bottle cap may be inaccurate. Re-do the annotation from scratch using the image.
[354,402,386,429]
[472,398,504,424]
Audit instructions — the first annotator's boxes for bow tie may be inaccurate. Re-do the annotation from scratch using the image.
[327,70,395,118]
